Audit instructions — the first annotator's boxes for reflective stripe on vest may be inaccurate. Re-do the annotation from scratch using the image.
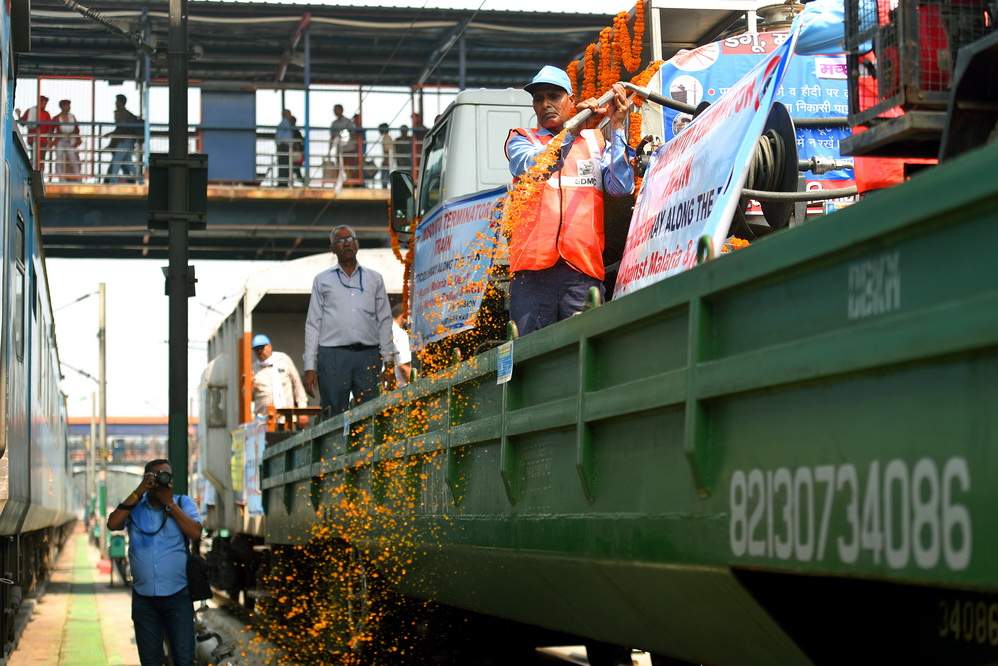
[506,128,606,280]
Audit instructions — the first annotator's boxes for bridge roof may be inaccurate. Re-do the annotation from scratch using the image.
[24,1,609,88]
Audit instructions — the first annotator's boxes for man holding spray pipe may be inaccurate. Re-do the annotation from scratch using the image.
[504,66,634,335]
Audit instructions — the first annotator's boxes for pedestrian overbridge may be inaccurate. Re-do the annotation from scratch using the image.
[31,116,399,259]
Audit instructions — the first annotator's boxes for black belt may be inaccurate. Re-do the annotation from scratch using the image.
[330,343,378,351]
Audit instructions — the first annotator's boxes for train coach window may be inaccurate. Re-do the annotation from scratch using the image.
[13,214,24,361]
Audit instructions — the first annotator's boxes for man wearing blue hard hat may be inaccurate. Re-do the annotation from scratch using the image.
[251,333,310,425]
[504,66,633,335]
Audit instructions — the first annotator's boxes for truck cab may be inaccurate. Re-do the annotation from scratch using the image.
[392,88,534,230]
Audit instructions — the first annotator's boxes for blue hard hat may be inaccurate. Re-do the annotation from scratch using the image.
[251,334,271,349]
[524,65,573,97]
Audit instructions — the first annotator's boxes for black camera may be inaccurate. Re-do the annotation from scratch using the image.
[154,470,172,487]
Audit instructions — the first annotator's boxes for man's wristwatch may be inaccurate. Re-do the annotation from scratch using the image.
[164,504,173,515]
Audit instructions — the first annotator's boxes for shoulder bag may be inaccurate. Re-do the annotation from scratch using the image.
[179,495,213,602]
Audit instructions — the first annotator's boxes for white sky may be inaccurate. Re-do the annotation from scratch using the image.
[38,0,634,418]
[51,260,278,418]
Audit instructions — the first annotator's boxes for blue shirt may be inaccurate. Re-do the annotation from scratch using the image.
[506,126,634,197]
[275,117,294,141]
[126,494,201,597]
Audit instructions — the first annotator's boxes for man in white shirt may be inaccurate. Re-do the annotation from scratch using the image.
[377,123,396,189]
[391,302,412,387]
[327,104,355,185]
[303,226,396,413]
[252,334,309,424]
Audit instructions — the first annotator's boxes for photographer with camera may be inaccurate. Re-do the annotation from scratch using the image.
[107,459,202,666]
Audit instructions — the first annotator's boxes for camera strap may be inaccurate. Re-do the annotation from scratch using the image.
[129,497,170,536]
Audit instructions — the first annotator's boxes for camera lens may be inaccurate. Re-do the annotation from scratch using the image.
[155,471,172,486]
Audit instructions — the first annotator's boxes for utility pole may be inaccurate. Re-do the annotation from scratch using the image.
[88,392,96,525]
[98,282,107,554]
[167,0,191,494]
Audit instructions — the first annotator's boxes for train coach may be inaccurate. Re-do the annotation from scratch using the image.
[198,249,403,604]
[0,0,81,657]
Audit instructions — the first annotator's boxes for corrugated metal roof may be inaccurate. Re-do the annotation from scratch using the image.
[23,1,614,87]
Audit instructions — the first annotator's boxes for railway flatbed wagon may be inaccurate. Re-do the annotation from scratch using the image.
[261,142,998,665]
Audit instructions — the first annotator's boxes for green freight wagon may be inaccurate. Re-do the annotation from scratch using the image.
[261,140,998,665]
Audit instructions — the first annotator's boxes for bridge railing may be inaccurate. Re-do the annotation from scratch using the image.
[18,119,148,184]
[18,119,423,190]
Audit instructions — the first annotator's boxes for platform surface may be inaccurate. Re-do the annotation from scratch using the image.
[10,529,139,666]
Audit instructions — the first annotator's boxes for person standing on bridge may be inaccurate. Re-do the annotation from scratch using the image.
[19,95,53,168]
[396,124,413,172]
[104,94,141,183]
[106,459,202,666]
[504,66,634,335]
[327,103,355,185]
[251,333,310,426]
[376,123,396,188]
[275,108,295,187]
[303,225,396,414]
[52,99,81,181]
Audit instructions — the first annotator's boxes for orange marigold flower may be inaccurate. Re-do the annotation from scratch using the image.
[565,59,580,97]
[582,43,597,100]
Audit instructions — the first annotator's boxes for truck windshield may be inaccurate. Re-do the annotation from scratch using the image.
[418,119,449,216]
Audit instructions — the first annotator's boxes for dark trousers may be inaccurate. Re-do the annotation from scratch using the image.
[317,345,381,414]
[132,587,194,666]
[509,262,604,336]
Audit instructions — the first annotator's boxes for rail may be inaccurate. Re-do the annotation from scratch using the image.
[17,119,424,189]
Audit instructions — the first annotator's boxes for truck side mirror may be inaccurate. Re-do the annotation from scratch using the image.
[390,170,416,233]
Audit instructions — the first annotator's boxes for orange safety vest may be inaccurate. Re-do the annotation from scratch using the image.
[504,128,606,281]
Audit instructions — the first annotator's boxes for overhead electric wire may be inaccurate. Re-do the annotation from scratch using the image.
[357,0,486,163]
[287,0,473,258]
[418,0,488,86]
[61,361,99,383]
[55,290,97,311]
[353,0,432,119]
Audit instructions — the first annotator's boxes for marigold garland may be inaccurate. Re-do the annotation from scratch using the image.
[614,12,631,69]
[627,110,643,148]
[630,58,664,90]
[631,0,646,63]
[388,218,405,263]
[597,27,617,94]
[388,209,416,321]
[582,43,597,100]
[626,60,665,198]
[572,1,647,100]
[566,59,580,97]
[400,240,415,322]
[628,108,645,195]
[616,1,645,73]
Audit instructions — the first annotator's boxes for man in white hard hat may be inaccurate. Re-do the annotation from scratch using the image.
[251,333,309,425]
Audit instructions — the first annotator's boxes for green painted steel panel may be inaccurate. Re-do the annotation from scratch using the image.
[262,143,998,663]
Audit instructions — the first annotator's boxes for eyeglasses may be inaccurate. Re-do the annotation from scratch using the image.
[332,235,356,246]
